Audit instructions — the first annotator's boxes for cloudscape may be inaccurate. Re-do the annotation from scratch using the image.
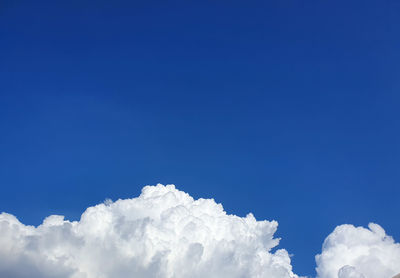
[1,1,400,278]
[0,184,398,278]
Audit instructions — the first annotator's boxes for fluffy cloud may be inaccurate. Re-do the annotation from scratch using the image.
[1,184,399,278]
[0,184,300,278]
[316,223,400,278]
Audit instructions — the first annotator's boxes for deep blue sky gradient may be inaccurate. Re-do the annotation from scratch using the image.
[1,1,400,276]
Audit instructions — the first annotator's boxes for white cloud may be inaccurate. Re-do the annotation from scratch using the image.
[316,223,400,278]
[1,184,399,278]
[0,184,300,278]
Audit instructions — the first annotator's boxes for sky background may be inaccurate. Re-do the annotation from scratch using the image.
[1,1,400,276]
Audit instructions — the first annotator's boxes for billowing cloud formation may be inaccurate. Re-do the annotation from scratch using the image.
[316,223,400,278]
[0,184,300,278]
[0,184,399,278]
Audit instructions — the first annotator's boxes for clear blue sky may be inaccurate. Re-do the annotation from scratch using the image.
[1,1,399,276]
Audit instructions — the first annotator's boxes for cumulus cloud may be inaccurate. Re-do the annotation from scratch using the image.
[0,184,300,278]
[1,184,399,278]
[316,223,400,278]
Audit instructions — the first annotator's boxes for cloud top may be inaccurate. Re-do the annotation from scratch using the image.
[316,223,400,278]
[0,184,299,278]
[1,184,399,278]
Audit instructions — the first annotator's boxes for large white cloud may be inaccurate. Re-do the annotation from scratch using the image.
[0,184,300,278]
[1,184,399,278]
[316,223,400,278]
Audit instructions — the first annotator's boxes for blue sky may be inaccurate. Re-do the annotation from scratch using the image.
[1,1,399,276]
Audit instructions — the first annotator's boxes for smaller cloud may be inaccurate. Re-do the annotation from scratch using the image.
[316,223,400,278]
